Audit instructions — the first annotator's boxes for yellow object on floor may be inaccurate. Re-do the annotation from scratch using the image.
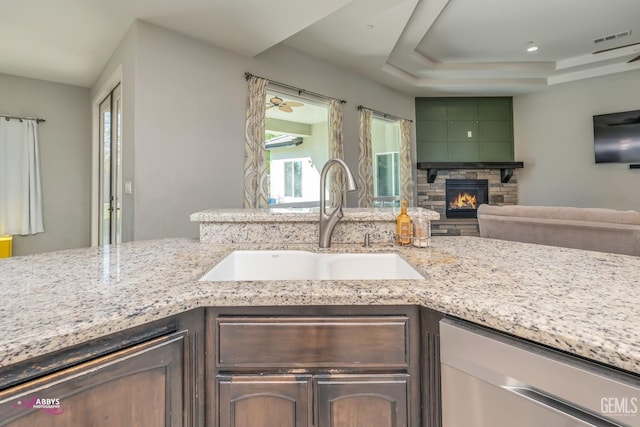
[0,235,13,258]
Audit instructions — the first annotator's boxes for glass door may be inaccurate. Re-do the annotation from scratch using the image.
[98,84,122,245]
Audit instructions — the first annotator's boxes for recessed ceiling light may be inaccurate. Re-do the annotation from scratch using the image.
[526,41,539,52]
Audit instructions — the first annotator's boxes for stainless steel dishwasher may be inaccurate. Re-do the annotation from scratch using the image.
[440,318,640,427]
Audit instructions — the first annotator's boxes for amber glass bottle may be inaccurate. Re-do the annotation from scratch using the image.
[396,200,412,245]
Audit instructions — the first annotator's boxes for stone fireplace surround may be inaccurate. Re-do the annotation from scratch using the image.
[417,162,522,236]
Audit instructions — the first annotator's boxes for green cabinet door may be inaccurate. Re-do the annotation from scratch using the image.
[479,120,512,140]
[417,141,449,162]
[416,98,447,120]
[480,141,513,161]
[446,98,478,120]
[479,97,512,119]
[416,120,448,141]
[448,120,479,141]
[449,141,480,161]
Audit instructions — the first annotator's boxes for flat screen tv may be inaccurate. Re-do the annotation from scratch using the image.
[593,109,640,163]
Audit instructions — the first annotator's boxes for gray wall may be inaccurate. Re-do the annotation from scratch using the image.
[0,73,91,255]
[514,69,640,211]
[95,21,416,241]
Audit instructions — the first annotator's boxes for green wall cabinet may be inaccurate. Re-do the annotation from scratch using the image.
[415,97,514,162]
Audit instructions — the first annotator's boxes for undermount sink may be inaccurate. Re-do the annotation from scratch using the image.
[199,250,425,282]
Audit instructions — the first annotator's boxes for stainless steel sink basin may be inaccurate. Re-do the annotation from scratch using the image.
[199,250,424,281]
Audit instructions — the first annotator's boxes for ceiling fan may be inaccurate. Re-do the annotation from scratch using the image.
[267,96,304,113]
[593,41,640,63]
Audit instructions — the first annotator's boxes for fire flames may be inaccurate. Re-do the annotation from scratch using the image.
[449,192,477,209]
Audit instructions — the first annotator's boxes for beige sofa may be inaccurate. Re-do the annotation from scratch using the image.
[477,204,640,256]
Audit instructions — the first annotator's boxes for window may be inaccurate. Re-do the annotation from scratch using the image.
[265,90,329,207]
[284,161,303,198]
[376,152,399,198]
[372,117,401,206]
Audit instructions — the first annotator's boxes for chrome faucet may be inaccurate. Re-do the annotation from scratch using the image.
[319,158,359,248]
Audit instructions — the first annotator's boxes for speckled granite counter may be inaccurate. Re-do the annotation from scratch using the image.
[190,207,440,222]
[191,207,440,244]
[0,237,639,375]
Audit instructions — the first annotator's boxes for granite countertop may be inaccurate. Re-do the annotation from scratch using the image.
[0,237,639,375]
[190,207,440,222]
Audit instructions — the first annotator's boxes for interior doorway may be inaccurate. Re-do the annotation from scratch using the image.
[97,83,122,245]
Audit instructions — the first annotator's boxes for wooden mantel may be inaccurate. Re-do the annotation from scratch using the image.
[416,162,524,183]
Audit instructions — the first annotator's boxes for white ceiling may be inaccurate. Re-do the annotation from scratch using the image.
[3,0,640,95]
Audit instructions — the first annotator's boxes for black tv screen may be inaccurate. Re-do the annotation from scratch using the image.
[593,109,640,163]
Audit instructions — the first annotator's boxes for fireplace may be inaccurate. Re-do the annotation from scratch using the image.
[445,179,488,218]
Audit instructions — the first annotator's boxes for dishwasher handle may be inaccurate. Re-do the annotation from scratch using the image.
[503,386,622,427]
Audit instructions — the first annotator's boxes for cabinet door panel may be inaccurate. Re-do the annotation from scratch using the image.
[479,97,512,119]
[0,332,186,427]
[479,120,513,141]
[447,121,478,140]
[316,374,409,427]
[415,98,447,120]
[417,141,448,162]
[449,141,480,161]
[218,375,312,427]
[480,140,514,162]
[445,99,478,120]
[416,120,448,140]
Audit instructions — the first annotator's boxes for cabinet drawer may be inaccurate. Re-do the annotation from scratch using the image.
[216,316,409,368]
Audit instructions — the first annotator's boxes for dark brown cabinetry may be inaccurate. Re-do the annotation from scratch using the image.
[0,309,205,427]
[0,306,441,427]
[217,374,409,427]
[316,374,409,427]
[0,332,185,427]
[209,307,420,427]
[218,375,312,427]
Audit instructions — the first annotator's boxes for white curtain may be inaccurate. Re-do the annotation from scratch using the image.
[0,119,44,235]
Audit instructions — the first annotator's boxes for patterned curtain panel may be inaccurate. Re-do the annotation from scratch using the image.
[399,119,414,205]
[243,76,269,208]
[328,99,345,207]
[357,108,374,207]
